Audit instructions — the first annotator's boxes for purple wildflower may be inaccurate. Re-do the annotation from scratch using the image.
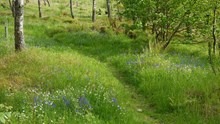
[112,98,121,110]
[34,96,39,105]
[63,96,70,106]
[52,103,56,108]
[112,98,117,103]
[78,96,92,109]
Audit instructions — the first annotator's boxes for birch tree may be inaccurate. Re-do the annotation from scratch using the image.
[14,0,25,51]
[92,0,96,22]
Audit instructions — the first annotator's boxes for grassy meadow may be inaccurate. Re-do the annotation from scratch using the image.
[0,0,220,124]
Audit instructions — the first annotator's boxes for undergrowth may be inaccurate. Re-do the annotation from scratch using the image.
[0,1,220,124]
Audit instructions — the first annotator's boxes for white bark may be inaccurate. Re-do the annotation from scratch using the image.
[14,0,25,51]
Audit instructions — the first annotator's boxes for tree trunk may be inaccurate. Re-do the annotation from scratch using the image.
[152,23,155,34]
[5,19,8,39]
[8,0,15,17]
[70,0,74,19]
[218,42,220,56]
[106,0,111,18]
[162,20,184,50]
[212,5,217,55]
[43,0,50,6]
[8,0,12,9]
[46,0,50,7]
[92,0,96,22]
[43,0,46,5]
[162,11,188,50]
[14,0,25,51]
[38,0,42,18]
[208,42,216,75]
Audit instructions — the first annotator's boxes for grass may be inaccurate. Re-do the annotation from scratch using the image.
[0,46,151,123]
[0,1,220,124]
[0,2,157,124]
[109,48,220,123]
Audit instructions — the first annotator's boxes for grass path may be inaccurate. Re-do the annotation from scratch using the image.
[50,32,161,123]
[108,66,161,124]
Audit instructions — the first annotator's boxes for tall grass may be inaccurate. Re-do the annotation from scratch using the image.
[0,47,143,123]
[109,47,220,124]
[0,1,219,124]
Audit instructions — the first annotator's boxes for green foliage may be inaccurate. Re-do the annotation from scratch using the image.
[109,45,220,123]
[118,0,220,50]
[0,47,139,123]
[0,104,12,124]
[1,1,220,124]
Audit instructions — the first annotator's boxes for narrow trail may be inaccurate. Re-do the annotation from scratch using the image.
[107,65,161,124]
[50,31,162,123]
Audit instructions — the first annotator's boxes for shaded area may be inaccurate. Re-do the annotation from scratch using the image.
[27,30,138,61]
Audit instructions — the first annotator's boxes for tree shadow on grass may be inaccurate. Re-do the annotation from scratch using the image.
[33,31,139,62]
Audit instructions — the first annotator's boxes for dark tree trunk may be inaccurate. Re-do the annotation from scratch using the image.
[9,0,15,17]
[162,11,188,50]
[106,0,111,18]
[152,23,155,34]
[43,0,50,6]
[14,0,25,51]
[46,0,50,7]
[162,20,184,50]
[5,19,8,39]
[218,43,220,56]
[212,5,217,55]
[8,0,12,9]
[92,0,96,22]
[43,0,46,5]
[38,0,42,18]
[208,42,216,75]
[70,0,74,18]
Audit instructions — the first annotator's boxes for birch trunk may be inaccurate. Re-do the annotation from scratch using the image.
[92,0,96,22]
[14,0,25,51]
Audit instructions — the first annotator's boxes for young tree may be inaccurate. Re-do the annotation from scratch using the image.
[120,0,199,50]
[47,0,50,7]
[38,0,42,18]
[43,0,50,6]
[8,0,15,17]
[70,0,74,18]
[106,0,111,18]
[14,0,25,51]
[211,1,218,55]
[92,0,96,22]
